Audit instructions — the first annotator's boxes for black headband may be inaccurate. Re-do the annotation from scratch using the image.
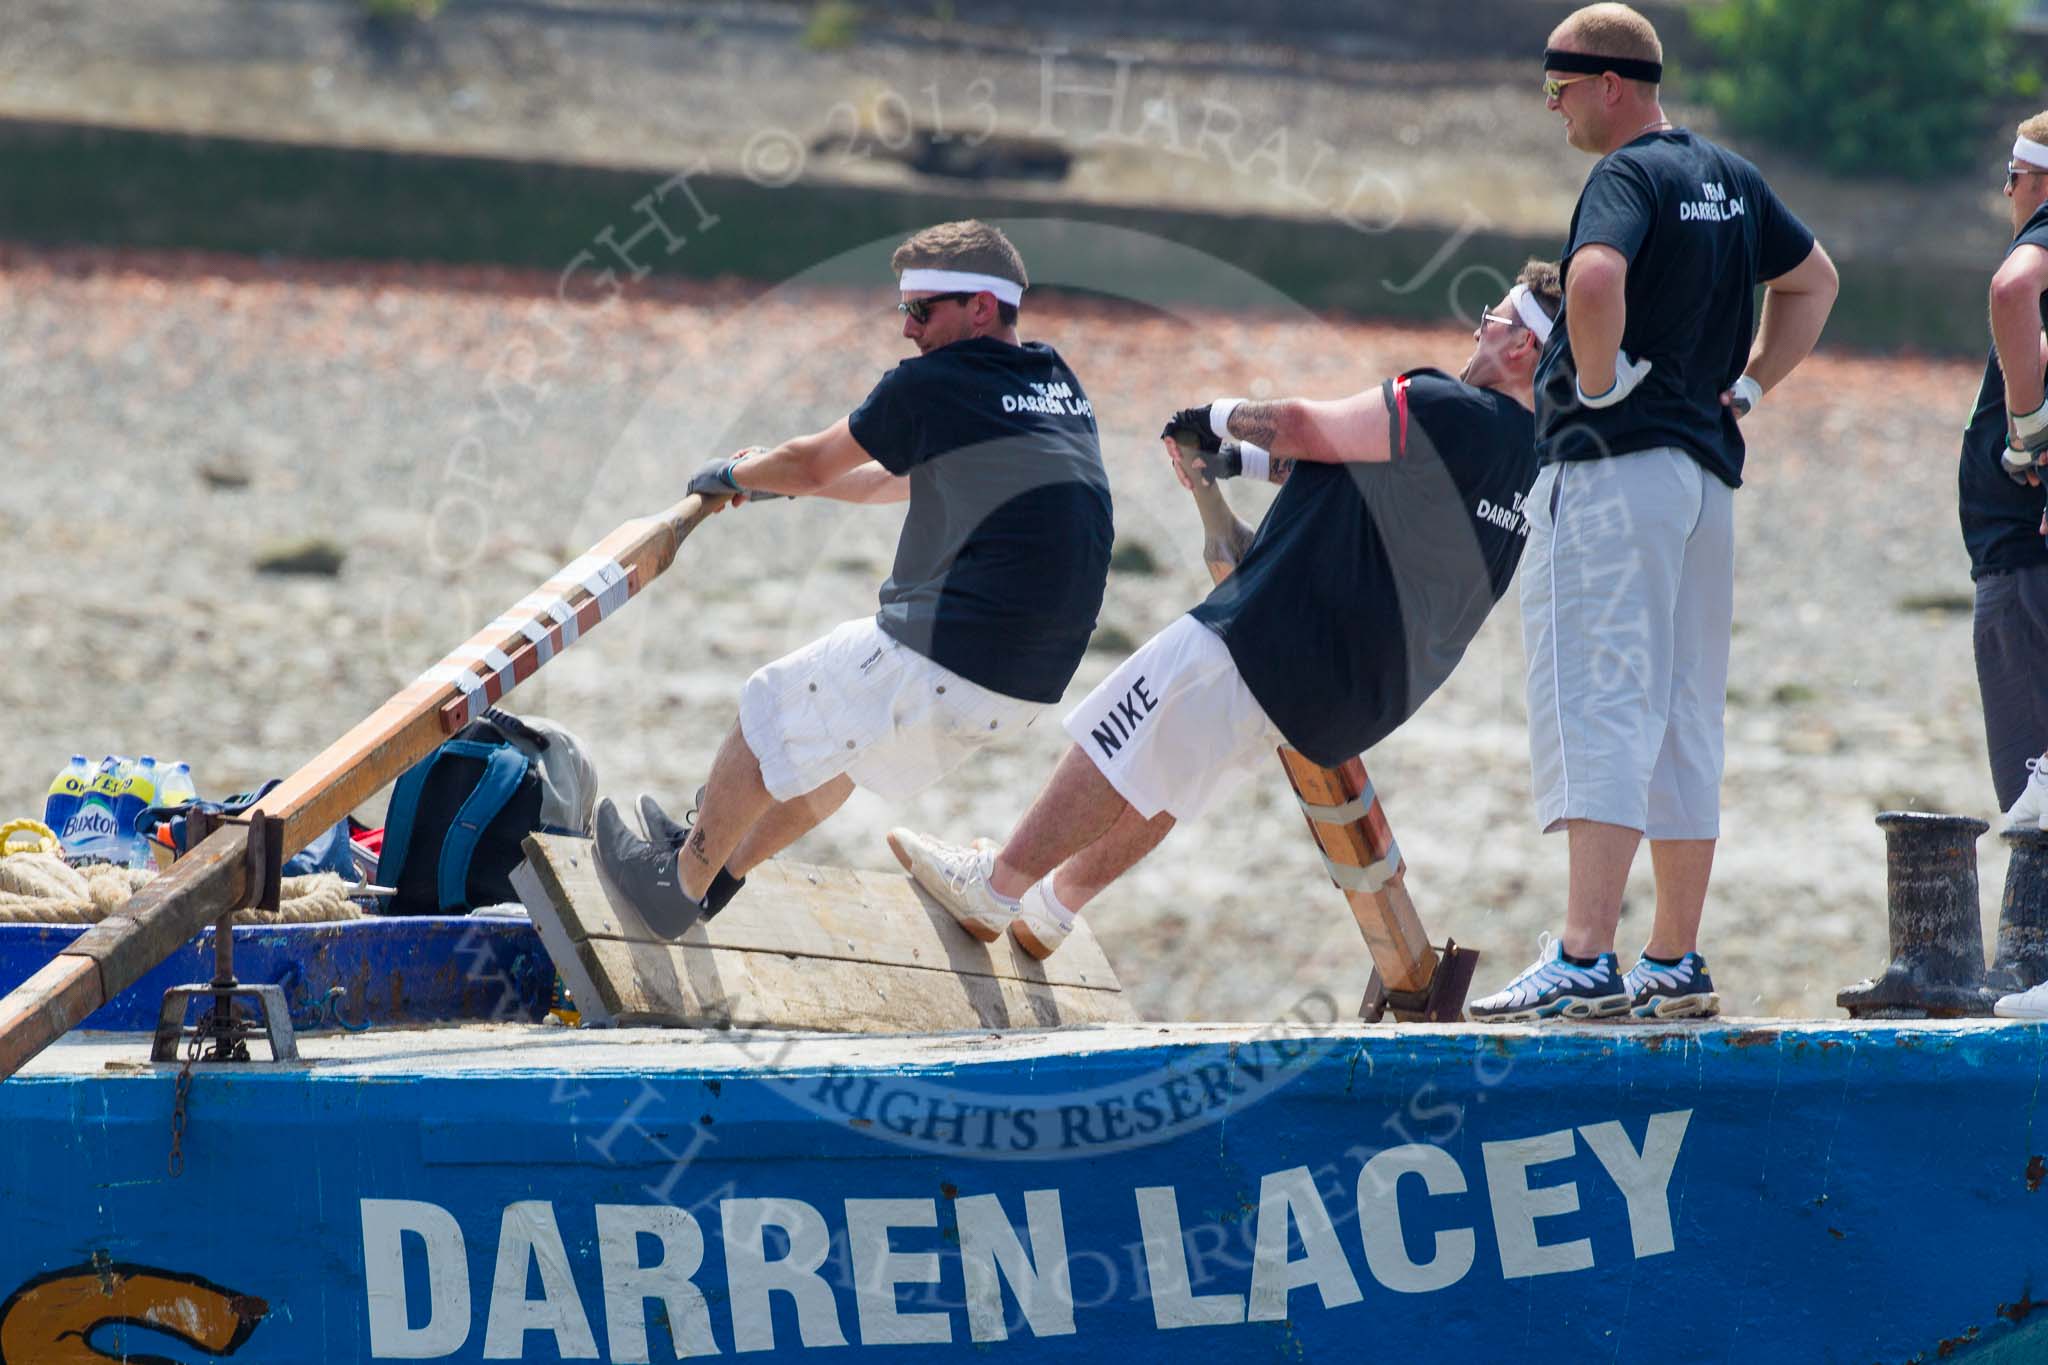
[1543,47,1663,83]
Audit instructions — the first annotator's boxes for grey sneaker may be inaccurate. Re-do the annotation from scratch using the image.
[593,798,706,941]
[1623,951,1721,1020]
[637,786,705,847]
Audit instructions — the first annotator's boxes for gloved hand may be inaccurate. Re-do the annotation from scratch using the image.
[2004,438,2041,487]
[1576,350,1653,410]
[687,456,741,498]
[687,450,785,502]
[1161,405,1223,455]
[1725,374,1763,419]
[2014,399,2048,456]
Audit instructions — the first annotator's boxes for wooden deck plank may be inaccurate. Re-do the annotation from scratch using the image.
[516,835,1133,1032]
[524,835,1121,990]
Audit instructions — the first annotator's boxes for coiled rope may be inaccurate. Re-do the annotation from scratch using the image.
[0,854,361,925]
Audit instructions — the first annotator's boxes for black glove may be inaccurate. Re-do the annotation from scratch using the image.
[1185,443,1247,485]
[687,453,786,501]
[688,456,741,498]
[1161,405,1222,454]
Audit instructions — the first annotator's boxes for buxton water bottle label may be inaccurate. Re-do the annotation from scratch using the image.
[62,803,119,843]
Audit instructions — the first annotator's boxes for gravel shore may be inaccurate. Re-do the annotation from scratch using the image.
[0,244,2002,1022]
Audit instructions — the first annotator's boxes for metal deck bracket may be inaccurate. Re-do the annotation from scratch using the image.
[149,808,297,1063]
[1360,939,1481,1023]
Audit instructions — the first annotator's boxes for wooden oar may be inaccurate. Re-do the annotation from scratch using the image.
[0,493,725,1078]
[1169,438,1474,1021]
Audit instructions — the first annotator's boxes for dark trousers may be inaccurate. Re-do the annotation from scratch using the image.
[1974,564,2048,809]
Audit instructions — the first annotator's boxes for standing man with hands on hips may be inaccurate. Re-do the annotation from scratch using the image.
[1470,3,1837,1023]
[1968,117,2048,1021]
[1972,117,2048,838]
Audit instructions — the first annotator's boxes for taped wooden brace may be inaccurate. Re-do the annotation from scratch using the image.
[1295,784,1404,893]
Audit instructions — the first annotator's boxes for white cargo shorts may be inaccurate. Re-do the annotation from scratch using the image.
[1063,614,1284,822]
[1520,447,1735,839]
[739,617,1041,802]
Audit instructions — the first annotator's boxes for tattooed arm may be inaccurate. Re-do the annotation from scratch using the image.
[1222,389,1395,465]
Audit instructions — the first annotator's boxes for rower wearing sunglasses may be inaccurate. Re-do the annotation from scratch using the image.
[592,219,1112,939]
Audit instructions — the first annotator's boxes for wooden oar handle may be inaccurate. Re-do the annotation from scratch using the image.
[0,486,735,1080]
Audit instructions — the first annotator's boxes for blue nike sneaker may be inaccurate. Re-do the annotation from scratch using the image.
[1469,935,1631,1022]
[1623,951,1721,1020]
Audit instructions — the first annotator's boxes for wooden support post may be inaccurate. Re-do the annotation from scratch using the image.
[1278,748,1437,994]
[1170,435,1475,1021]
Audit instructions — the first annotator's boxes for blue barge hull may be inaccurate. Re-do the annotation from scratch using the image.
[0,916,551,1031]
[2,1020,2043,1362]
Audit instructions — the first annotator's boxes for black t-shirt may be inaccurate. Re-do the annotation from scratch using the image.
[847,336,1112,703]
[1187,369,1537,767]
[1535,128,1815,488]
[1959,201,2048,580]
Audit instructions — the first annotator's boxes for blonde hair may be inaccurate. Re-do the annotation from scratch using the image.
[889,220,1029,290]
[1552,3,1663,71]
[2020,111,2048,146]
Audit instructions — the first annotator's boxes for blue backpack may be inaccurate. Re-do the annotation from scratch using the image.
[376,711,562,915]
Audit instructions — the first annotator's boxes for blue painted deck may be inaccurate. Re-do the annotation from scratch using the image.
[2,1020,2044,1362]
[0,916,552,1031]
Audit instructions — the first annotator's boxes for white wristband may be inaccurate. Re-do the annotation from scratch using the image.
[1238,442,1270,482]
[1729,375,1763,417]
[1210,398,1244,441]
[2016,399,2048,438]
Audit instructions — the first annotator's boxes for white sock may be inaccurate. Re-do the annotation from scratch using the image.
[980,850,1021,910]
[1031,878,1078,928]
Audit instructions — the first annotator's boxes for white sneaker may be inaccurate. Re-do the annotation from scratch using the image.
[1010,881,1074,960]
[887,828,1014,942]
[2004,757,2048,833]
[1996,979,2048,1019]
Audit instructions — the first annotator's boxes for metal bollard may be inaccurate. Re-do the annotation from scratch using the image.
[1838,812,1998,1019]
[1989,827,2048,995]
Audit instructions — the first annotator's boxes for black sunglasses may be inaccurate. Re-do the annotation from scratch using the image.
[897,291,977,324]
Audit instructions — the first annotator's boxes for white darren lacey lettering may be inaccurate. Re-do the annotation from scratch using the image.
[357,1109,1691,1354]
[1678,180,1747,223]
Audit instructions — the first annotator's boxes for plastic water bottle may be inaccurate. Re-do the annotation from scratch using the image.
[63,756,127,861]
[157,761,198,809]
[42,755,92,843]
[118,756,159,868]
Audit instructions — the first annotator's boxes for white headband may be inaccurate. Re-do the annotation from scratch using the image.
[897,268,1025,305]
[2018,136,2048,171]
[1508,283,1555,344]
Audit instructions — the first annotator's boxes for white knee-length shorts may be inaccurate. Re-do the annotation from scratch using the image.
[740,617,1042,802]
[1520,447,1735,839]
[1063,614,1284,822]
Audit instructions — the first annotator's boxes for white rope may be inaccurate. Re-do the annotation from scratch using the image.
[0,856,361,924]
